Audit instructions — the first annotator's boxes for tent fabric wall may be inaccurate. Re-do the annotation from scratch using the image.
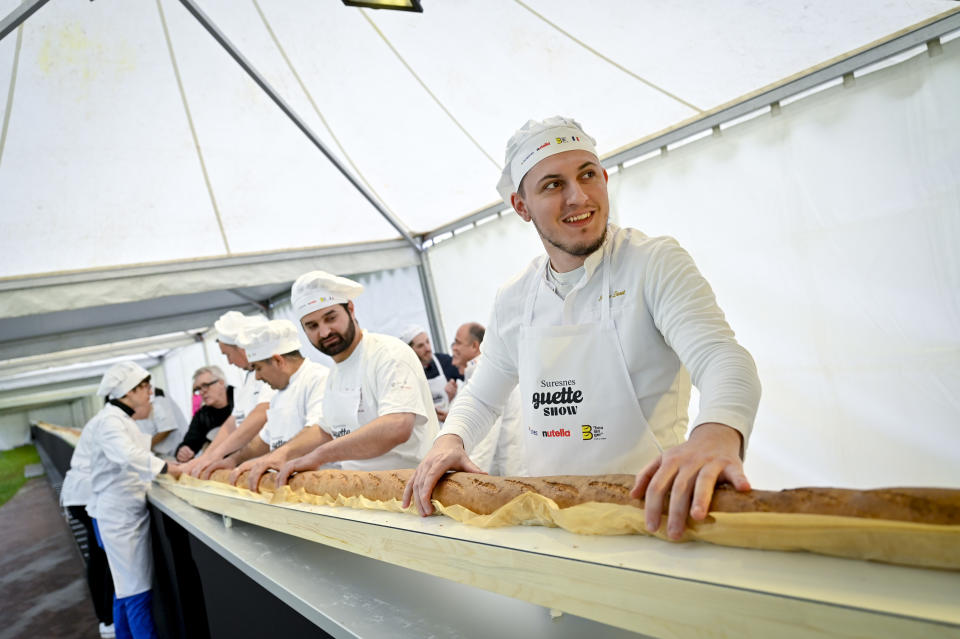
[0,411,30,450]
[160,341,210,421]
[427,39,960,490]
[0,242,418,320]
[2,0,955,283]
[270,265,432,366]
[157,265,431,417]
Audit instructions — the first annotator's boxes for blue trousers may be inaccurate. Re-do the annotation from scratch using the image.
[91,519,158,639]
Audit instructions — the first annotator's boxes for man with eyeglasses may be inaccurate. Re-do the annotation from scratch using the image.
[174,366,235,462]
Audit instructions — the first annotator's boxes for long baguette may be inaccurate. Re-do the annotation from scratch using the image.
[206,469,960,525]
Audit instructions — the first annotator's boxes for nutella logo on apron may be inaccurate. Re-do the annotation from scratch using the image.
[331,426,350,438]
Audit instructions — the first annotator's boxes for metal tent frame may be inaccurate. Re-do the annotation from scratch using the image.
[1,1,958,365]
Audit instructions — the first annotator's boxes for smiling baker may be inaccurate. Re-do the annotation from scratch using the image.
[405,116,762,540]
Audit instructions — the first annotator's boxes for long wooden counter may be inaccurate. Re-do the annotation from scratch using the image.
[156,475,960,639]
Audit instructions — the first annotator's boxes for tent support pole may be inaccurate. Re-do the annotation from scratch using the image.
[416,251,446,352]
[0,0,48,42]
[177,0,421,252]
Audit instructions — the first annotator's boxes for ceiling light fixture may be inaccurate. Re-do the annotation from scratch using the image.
[341,0,422,12]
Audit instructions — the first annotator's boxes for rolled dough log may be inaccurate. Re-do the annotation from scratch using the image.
[207,468,960,524]
[194,469,960,569]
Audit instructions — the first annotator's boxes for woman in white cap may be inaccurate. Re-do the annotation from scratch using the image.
[265,271,438,488]
[85,361,183,639]
[61,425,115,638]
[405,116,761,541]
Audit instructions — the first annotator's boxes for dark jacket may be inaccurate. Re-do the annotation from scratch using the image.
[424,352,463,382]
[176,386,235,456]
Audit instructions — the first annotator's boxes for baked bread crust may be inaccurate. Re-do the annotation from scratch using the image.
[207,469,960,525]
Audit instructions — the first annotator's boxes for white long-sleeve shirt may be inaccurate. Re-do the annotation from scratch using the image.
[233,369,276,424]
[258,359,329,451]
[60,425,96,507]
[320,332,439,471]
[442,225,761,459]
[136,395,188,457]
[453,356,525,476]
[86,403,166,518]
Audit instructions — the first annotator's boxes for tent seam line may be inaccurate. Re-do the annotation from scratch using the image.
[514,0,704,114]
[0,23,24,172]
[360,9,502,171]
[251,0,400,220]
[155,0,232,255]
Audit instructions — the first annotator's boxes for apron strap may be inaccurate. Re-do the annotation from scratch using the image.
[522,256,548,325]
[523,229,614,326]
[600,236,612,322]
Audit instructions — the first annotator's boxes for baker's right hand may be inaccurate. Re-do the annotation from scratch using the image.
[228,458,257,488]
[402,434,485,516]
[193,455,236,480]
[176,446,195,463]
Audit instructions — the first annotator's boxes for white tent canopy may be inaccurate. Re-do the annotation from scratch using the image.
[2,1,955,278]
[1,1,958,491]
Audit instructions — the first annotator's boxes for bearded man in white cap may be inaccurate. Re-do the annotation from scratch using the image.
[399,324,462,421]
[178,312,275,477]
[405,116,761,541]
[202,319,329,490]
[268,271,438,488]
[85,361,184,639]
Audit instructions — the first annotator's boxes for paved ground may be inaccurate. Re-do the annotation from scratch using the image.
[0,477,100,639]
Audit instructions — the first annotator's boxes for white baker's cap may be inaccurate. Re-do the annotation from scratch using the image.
[398,325,426,345]
[495,116,598,206]
[291,270,364,320]
[237,320,302,363]
[98,361,150,400]
[214,311,268,346]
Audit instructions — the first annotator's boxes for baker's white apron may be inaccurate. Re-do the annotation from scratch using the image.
[96,428,153,598]
[264,399,303,451]
[323,366,363,440]
[426,355,450,415]
[518,242,662,476]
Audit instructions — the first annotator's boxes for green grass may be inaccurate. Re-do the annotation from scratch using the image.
[0,444,42,508]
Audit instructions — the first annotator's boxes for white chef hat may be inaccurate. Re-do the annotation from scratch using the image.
[291,270,364,320]
[98,361,150,400]
[495,116,598,206]
[236,319,302,363]
[214,311,269,346]
[398,325,426,345]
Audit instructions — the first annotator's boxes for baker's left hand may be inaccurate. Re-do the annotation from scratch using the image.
[275,451,322,488]
[630,422,749,540]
